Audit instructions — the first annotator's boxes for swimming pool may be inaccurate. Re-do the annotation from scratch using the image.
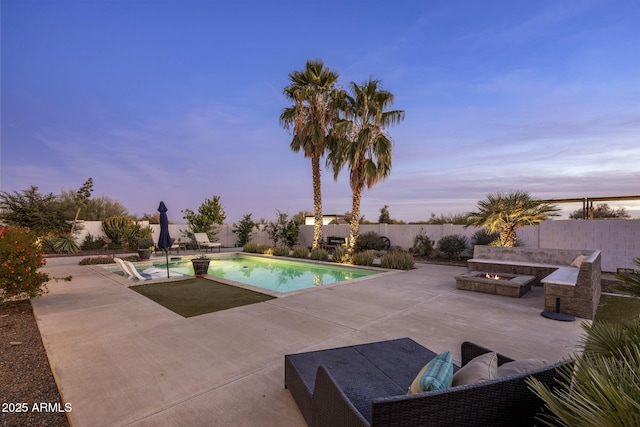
[149,254,379,293]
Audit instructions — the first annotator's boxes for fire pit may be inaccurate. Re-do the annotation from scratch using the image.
[455,271,535,298]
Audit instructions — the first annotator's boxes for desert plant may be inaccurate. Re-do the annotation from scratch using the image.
[273,245,291,256]
[438,234,468,259]
[266,211,300,247]
[0,227,71,302]
[292,246,309,259]
[380,251,415,270]
[354,231,387,252]
[332,246,349,263]
[243,242,260,253]
[529,318,640,427]
[310,248,329,261]
[470,228,500,246]
[465,191,560,247]
[352,250,376,266]
[102,216,133,247]
[412,229,434,256]
[80,233,105,251]
[232,214,256,247]
[613,258,640,297]
[137,237,154,250]
[79,256,115,265]
[49,234,80,254]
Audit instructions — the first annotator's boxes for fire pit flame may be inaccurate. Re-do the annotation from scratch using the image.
[485,273,503,280]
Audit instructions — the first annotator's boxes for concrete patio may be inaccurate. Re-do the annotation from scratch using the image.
[35,253,587,427]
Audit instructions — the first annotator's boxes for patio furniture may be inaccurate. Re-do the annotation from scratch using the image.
[193,232,222,252]
[285,338,571,427]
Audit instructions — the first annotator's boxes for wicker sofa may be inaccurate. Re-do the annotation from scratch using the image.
[285,338,571,427]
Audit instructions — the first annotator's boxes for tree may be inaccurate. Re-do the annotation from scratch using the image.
[232,214,256,246]
[569,203,630,219]
[328,78,405,254]
[182,195,226,241]
[280,59,342,250]
[0,186,69,236]
[379,205,392,224]
[465,191,560,247]
[266,211,300,247]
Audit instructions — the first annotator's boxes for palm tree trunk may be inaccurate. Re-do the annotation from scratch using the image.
[500,227,518,247]
[348,184,363,255]
[311,155,323,250]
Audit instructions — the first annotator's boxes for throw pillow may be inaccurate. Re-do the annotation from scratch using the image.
[408,351,453,394]
[570,255,588,268]
[451,351,498,387]
[497,359,548,377]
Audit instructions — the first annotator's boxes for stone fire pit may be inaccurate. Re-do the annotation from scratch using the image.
[455,271,535,298]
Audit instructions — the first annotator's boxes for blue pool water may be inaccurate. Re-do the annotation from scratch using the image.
[153,254,378,293]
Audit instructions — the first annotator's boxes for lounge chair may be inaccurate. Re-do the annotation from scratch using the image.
[194,233,222,252]
[114,257,182,280]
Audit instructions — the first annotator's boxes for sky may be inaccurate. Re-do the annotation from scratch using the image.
[2,0,639,224]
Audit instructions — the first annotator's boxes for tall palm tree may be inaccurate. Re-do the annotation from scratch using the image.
[328,78,405,254]
[280,60,342,250]
[465,191,560,247]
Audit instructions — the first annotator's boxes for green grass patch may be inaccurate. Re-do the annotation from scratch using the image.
[595,294,640,325]
[131,278,275,318]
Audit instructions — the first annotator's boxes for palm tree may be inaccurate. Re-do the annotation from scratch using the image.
[465,191,560,247]
[280,60,342,250]
[328,78,405,254]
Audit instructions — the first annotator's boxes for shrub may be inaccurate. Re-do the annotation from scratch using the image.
[79,256,115,265]
[352,250,376,266]
[80,233,105,251]
[292,246,309,258]
[0,227,70,302]
[471,229,500,246]
[243,242,260,253]
[438,234,468,259]
[332,246,349,263]
[310,249,329,261]
[102,216,133,247]
[412,229,434,256]
[273,245,290,256]
[380,251,415,270]
[355,231,387,252]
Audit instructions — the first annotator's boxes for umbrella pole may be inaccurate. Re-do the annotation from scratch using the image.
[165,249,170,278]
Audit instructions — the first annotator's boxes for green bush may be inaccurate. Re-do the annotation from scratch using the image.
[352,250,376,266]
[355,232,387,252]
[292,246,309,259]
[243,242,260,253]
[470,229,500,246]
[273,245,290,256]
[438,234,468,259]
[332,246,349,263]
[412,229,434,256]
[79,256,115,265]
[81,233,105,251]
[380,251,415,270]
[310,248,329,261]
[0,227,70,302]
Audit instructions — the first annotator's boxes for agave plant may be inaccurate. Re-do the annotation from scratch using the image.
[528,318,640,427]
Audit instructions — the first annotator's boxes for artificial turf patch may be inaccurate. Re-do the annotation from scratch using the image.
[131,278,275,317]
[595,294,640,325]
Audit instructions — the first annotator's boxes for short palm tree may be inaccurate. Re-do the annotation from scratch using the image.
[280,60,342,250]
[529,318,640,427]
[328,78,405,254]
[465,191,560,247]
[613,258,640,297]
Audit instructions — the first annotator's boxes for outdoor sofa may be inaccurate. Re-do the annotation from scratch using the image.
[285,337,571,427]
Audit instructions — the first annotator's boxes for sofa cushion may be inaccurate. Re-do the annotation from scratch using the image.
[497,359,548,377]
[408,351,453,394]
[452,351,498,386]
[570,255,588,268]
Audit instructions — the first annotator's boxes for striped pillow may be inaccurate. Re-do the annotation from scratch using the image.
[408,351,454,394]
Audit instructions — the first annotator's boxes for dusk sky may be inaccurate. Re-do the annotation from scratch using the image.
[2,0,639,223]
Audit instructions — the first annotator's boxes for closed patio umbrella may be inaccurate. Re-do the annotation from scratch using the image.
[157,201,172,278]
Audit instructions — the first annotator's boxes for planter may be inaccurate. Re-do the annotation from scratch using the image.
[137,249,152,260]
[191,259,210,278]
